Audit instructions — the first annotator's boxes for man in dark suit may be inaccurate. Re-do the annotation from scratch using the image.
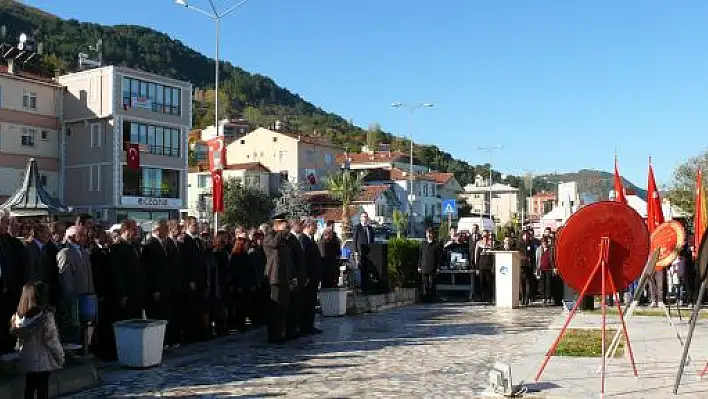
[182,216,208,342]
[352,212,376,291]
[286,219,306,339]
[165,220,187,346]
[141,220,172,340]
[0,210,27,354]
[419,227,444,302]
[299,219,323,335]
[263,215,293,344]
[109,219,145,321]
[25,223,61,309]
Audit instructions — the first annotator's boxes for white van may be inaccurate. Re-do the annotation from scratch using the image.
[457,216,495,234]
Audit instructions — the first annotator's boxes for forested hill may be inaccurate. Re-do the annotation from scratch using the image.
[0,0,544,190]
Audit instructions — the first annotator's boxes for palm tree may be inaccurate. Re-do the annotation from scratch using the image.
[392,209,408,238]
[326,170,364,239]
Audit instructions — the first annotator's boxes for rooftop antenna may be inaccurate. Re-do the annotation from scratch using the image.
[78,38,102,70]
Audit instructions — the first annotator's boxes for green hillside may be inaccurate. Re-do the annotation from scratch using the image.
[0,0,548,191]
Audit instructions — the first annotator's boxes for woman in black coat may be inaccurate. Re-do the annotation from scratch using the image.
[210,231,231,337]
[318,228,342,289]
[248,231,268,327]
[229,236,257,331]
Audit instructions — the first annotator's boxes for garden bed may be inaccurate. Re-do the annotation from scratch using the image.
[554,328,624,358]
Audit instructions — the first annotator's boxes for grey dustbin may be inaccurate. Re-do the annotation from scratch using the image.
[113,319,168,368]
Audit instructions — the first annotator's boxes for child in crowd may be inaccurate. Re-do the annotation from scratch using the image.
[10,282,65,399]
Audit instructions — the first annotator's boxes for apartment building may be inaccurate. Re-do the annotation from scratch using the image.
[461,175,519,225]
[58,66,192,222]
[225,127,343,191]
[0,63,64,203]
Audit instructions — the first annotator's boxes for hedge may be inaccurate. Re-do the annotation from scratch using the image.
[387,238,421,288]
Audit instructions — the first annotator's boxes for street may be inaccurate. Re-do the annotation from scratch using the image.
[67,303,557,398]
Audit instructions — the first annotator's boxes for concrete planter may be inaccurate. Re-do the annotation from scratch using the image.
[114,319,167,368]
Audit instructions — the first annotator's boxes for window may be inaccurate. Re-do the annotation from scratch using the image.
[273,137,277,142]
[279,171,289,183]
[89,165,101,192]
[278,151,288,162]
[305,149,316,162]
[121,121,181,157]
[197,174,210,188]
[90,123,102,148]
[21,128,36,146]
[23,91,37,110]
[121,76,181,116]
[40,130,48,140]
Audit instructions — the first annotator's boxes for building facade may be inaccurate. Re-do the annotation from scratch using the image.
[527,191,556,220]
[58,66,192,222]
[0,64,64,203]
[461,175,519,225]
[225,127,343,191]
[186,162,272,221]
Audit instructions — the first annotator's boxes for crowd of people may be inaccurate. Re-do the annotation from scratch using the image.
[0,209,349,397]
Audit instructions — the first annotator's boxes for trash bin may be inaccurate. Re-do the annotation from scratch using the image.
[113,319,167,368]
[319,288,348,316]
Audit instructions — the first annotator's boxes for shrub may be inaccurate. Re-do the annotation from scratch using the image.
[387,237,421,288]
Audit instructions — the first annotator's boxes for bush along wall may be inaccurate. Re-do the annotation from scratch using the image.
[387,238,421,288]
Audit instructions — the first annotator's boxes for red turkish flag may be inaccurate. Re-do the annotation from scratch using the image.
[646,160,664,233]
[212,170,224,213]
[208,137,225,171]
[613,156,627,205]
[127,143,140,170]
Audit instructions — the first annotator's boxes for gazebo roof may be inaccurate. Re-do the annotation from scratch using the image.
[0,158,71,216]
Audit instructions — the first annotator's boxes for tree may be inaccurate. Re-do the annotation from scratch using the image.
[222,178,273,228]
[366,122,383,150]
[326,170,364,239]
[194,89,231,129]
[273,180,311,219]
[667,149,708,215]
[392,209,408,238]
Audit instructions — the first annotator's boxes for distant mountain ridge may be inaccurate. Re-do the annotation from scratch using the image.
[539,169,647,201]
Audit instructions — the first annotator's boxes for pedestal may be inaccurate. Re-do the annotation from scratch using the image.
[491,251,521,309]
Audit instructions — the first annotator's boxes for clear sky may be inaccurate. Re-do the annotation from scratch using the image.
[24,0,708,188]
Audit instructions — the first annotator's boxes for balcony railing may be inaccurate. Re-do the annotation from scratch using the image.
[124,142,181,157]
[123,186,179,198]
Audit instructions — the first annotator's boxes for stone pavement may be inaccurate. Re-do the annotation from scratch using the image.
[65,303,557,398]
[514,308,708,398]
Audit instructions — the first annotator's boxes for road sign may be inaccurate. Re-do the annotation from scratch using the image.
[442,199,457,215]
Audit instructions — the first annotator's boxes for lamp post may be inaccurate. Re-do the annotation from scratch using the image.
[477,145,503,223]
[176,0,250,233]
[391,102,433,237]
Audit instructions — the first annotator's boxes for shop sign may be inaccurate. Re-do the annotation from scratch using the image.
[121,196,183,208]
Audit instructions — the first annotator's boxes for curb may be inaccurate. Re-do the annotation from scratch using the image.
[0,362,99,399]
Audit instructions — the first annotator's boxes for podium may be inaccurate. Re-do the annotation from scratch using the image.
[491,251,521,309]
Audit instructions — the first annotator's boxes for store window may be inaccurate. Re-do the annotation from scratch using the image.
[122,76,182,116]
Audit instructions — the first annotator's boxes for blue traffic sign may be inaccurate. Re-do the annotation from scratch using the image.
[442,199,457,215]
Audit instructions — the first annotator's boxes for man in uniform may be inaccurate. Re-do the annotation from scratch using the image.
[287,219,306,340]
[263,215,293,344]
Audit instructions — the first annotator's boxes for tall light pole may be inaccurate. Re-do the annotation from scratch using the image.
[175,0,250,233]
[477,145,503,222]
[391,102,434,237]
[175,0,250,132]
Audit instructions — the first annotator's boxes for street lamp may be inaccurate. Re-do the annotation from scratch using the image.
[477,145,503,222]
[175,0,250,132]
[176,0,250,233]
[391,102,434,237]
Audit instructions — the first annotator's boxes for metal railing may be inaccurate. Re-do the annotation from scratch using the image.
[123,142,181,157]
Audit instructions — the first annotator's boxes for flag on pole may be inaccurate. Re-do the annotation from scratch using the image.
[646,159,664,233]
[613,155,627,205]
[695,169,707,259]
[212,170,224,213]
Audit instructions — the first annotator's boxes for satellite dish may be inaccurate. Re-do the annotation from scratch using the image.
[19,33,27,44]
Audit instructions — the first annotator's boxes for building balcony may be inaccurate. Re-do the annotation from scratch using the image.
[123,185,179,199]
[123,142,181,157]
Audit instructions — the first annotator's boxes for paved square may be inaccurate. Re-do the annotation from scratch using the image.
[67,304,557,398]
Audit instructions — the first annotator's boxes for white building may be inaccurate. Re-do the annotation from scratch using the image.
[539,181,581,231]
[186,162,272,221]
[460,175,519,225]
